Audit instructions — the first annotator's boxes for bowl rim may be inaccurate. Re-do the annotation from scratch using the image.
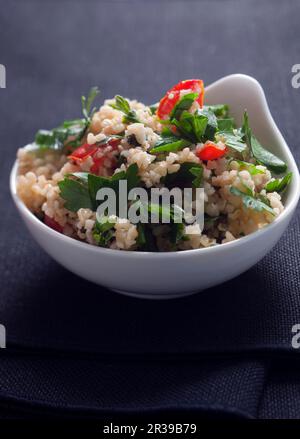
[10,74,300,259]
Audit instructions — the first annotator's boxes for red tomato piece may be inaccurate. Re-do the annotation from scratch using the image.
[44,215,63,233]
[196,142,227,161]
[157,79,205,119]
[68,144,98,162]
[90,156,105,174]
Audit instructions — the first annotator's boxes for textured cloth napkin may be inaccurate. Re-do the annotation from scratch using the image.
[0,0,299,419]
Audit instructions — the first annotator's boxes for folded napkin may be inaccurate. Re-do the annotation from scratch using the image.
[0,206,299,418]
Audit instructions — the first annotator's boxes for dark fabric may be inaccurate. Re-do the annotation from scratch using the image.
[0,0,299,419]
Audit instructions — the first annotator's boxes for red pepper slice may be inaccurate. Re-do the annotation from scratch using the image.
[44,215,63,233]
[157,79,204,119]
[196,142,227,161]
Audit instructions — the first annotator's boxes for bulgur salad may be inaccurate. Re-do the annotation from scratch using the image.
[16,79,292,251]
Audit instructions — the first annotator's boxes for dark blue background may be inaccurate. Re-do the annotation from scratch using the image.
[0,0,300,419]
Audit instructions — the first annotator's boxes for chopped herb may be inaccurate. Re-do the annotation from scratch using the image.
[58,177,93,212]
[136,223,158,251]
[164,163,203,188]
[110,95,140,124]
[152,136,191,154]
[217,131,247,153]
[242,111,287,174]
[88,163,140,210]
[217,118,235,131]
[265,172,292,193]
[59,164,140,213]
[171,111,208,143]
[196,107,218,141]
[234,160,265,175]
[149,102,159,115]
[230,186,274,215]
[170,222,185,244]
[93,218,115,247]
[169,92,198,120]
[204,104,229,118]
[35,87,100,151]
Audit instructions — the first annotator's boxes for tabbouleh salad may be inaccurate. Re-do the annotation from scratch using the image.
[16,79,292,251]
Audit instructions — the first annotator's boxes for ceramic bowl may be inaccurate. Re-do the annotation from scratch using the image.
[10,74,300,299]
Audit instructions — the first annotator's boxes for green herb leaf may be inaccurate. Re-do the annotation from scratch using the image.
[234,160,264,175]
[172,111,208,143]
[136,223,158,251]
[110,95,140,124]
[196,107,218,141]
[170,222,185,244]
[152,136,191,154]
[250,135,287,174]
[265,172,292,193]
[204,104,229,118]
[164,162,203,188]
[58,177,93,212]
[230,186,274,215]
[242,111,287,174]
[88,163,140,210]
[93,217,115,247]
[217,118,235,131]
[81,86,100,121]
[149,102,159,115]
[35,87,100,151]
[217,131,247,153]
[169,92,198,120]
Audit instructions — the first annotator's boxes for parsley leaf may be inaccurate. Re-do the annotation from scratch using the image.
[110,95,140,124]
[152,136,191,154]
[230,186,275,215]
[217,131,247,153]
[204,104,229,118]
[58,177,93,212]
[265,172,292,193]
[169,92,198,120]
[35,87,100,151]
[164,163,203,188]
[93,218,115,247]
[242,111,287,174]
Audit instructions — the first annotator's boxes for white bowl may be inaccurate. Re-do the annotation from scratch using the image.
[10,74,300,299]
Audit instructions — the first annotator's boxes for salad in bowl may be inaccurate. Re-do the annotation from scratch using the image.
[15,79,292,253]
